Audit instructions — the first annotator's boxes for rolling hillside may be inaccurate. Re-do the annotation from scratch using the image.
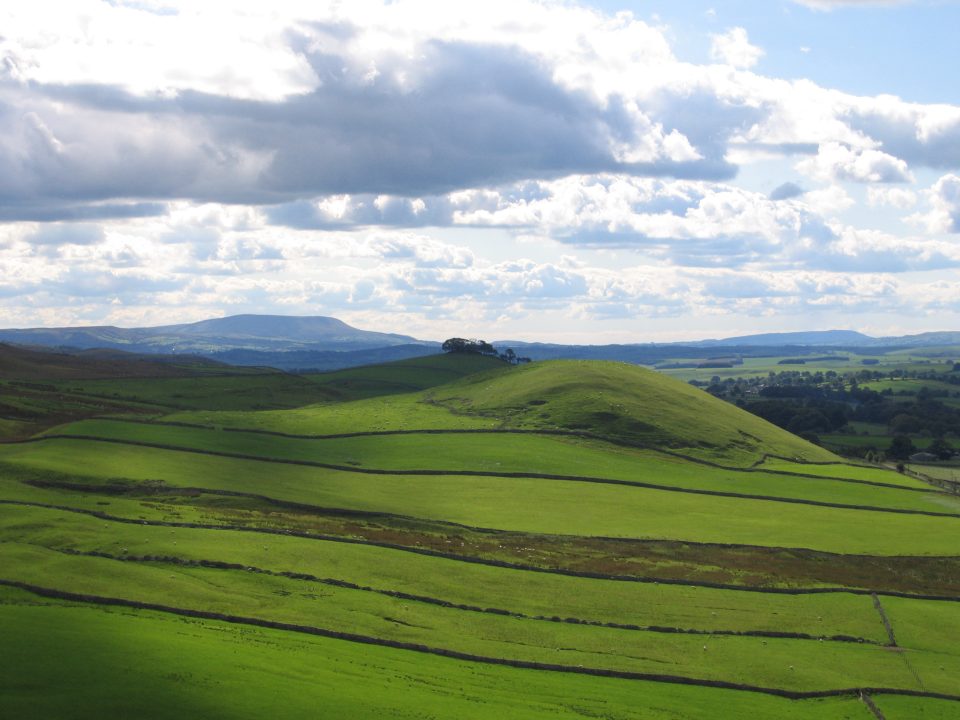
[1,353,959,718]
[425,360,837,464]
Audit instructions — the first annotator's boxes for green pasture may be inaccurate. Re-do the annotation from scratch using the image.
[751,458,926,486]
[54,373,335,411]
[43,419,952,513]
[908,463,960,482]
[0,587,889,720]
[873,695,960,720]
[0,417,29,438]
[881,595,960,656]
[3,542,954,694]
[656,353,939,383]
[860,378,960,396]
[0,503,895,642]
[1,438,958,554]
[163,392,498,434]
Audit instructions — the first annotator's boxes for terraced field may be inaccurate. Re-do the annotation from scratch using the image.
[2,355,959,718]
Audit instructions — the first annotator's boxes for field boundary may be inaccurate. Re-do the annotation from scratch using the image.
[55,548,880,645]
[2,578,959,703]
[4,498,960,602]
[18,434,960,519]
[92,417,932,492]
[871,593,898,647]
[861,692,887,720]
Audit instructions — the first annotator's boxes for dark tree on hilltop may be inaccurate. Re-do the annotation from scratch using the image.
[441,338,497,356]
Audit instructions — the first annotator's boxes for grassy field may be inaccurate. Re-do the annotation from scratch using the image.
[0,503,895,642]
[3,586,899,720]
[2,354,959,718]
[4,437,960,554]
[0,343,309,441]
[658,352,957,383]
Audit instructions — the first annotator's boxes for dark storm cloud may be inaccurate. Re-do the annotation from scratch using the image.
[0,201,167,222]
[0,38,750,218]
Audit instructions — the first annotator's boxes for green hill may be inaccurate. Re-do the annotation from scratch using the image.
[305,352,506,400]
[427,359,837,465]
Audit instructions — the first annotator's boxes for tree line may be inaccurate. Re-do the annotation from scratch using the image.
[441,338,531,365]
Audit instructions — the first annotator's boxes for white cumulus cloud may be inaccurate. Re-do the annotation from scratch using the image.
[796,142,913,183]
[910,174,960,233]
[710,27,764,69]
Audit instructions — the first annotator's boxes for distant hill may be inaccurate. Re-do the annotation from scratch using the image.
[694,330,873,347]
[2,313,956,373]
[873,331,960,347]
[0,314,430,357]
[154,314,415,346]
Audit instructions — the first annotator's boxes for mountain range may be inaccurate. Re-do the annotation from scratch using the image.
[1,314,958,371]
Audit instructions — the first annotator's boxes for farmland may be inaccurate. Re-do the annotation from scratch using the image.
[1,352,959,718]
[667,346,960,472]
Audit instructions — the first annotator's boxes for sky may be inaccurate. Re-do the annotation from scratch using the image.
[2,0,960,343]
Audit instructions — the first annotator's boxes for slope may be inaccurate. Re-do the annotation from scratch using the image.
[426,359,837,465]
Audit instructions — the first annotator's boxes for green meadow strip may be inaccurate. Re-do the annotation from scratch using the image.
[2,446,959,554]
[1,574,959,702]
[3,498,960,603]
[16,434,958,519]
[92,416,931,491]
[0,590,898,720]
[55,547,884,645]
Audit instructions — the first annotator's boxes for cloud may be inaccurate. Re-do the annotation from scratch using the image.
[796,142,913,183]
[909,173,960,233]
[47,266,185,299]
[710,27,764,69]
[770,182,806,201]
[257,174,952,275]
[266,195,456,229]
[845,101,960,170]
[867,187,917,209]
[0,39,741,214]
[1,0,956,221]
[0,202,168,223]
[26,223,105,246]
[368,233,474,268]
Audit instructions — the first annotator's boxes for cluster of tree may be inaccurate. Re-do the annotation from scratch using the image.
[698,364,960,458]
[441,338,530,365]
[441,338,497,355]
[746,398,848,436]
